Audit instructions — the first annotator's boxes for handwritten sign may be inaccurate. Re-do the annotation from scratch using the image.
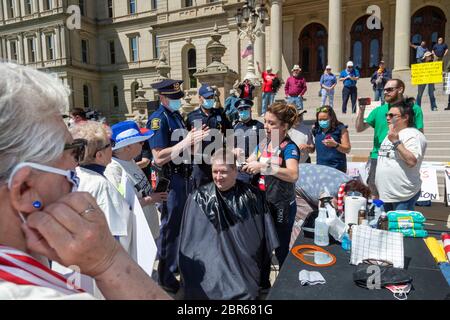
[347,162,369,185]
[411,61,443,85]
[418,167,440,201]
[445,167,450,206]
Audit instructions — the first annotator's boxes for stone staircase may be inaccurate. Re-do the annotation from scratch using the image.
[278,77,450,203]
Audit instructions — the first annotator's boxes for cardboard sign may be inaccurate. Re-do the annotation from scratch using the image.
[418,167,440,202]
[445,167,450,206]
[347,162,369,185]
[411,61,443,85]
[122,171,157,278]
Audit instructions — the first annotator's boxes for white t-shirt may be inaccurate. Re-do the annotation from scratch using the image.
[289,122,313,163]
[105,158,160,239]
[375,127,427,202]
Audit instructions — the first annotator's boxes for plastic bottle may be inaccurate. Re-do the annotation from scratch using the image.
[369,199,384,228]
[314,208,330,246]
[377,211,389,230]
[358,206,366,225]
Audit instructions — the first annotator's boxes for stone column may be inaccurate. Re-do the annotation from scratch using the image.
[328,0,342,73]
[393,0,411,72]
[253,20,265,115]
[270,0,282,74]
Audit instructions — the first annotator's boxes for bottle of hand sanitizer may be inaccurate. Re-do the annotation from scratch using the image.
[314,208,329,246]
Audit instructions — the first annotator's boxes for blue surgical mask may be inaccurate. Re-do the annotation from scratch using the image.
[239,109,251,121]
[319,120,330,129]
[168,99,182,111]
[203,99,215,110]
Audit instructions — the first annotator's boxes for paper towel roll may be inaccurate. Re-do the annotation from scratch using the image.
[344,196,367,226]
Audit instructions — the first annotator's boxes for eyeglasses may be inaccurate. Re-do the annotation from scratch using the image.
[384,87,399,93]
[347,191,363,197]
[64,139,87,163]
[386,113,400,119]
[316,107,329,113]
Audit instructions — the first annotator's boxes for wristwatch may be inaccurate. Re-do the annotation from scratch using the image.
[392,140,403,150]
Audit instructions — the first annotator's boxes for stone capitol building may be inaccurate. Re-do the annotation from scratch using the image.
[0,0,448,122]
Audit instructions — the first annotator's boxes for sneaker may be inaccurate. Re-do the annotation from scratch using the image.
[444,106,450,110]
[431,108,438,111]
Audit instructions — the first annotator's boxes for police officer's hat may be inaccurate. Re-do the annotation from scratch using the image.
[234,99,254,110]
[198,84,215,98]
[151,79,185,100]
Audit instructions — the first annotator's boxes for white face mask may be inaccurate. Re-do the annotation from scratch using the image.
[8,162,79,193]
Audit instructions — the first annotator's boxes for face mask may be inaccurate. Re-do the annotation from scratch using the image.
[319,120,330,129]
[203,99,215,110]
[8,162,80,194]
[239,109,251,121]
[168,99,182,111]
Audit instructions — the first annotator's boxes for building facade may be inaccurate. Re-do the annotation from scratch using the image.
[0,0,448,121]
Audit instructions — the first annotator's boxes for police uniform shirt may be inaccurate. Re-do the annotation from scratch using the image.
[186,107,231,134]
[147,104,186,152]
[234,119,265,158]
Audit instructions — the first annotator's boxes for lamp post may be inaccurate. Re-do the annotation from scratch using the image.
[235,0,267,86]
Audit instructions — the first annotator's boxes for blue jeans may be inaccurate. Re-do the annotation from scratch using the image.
[321,89,334,107]
[383,191,422,212]
[417,84,437,110]
[286,96,304,110]
[262,92,275,115]
[374,88,385,103]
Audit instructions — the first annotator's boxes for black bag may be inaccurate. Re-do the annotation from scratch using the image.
[353,263,413,289]
[272,77,281,93]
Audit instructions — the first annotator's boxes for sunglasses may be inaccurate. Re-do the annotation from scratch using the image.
[64,139,87,163]
[316,107,329,113]
[95,139,116,154]
[384,87,399,93]
[385,113,400,119]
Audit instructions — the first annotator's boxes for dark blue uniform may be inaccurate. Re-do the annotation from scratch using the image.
[233,119,265,183]
[186,107,232,188]
[147,104,190,292]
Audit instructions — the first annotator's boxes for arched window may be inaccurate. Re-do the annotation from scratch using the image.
[317,45,326,72]
[350,15,383,77]
[369,39,380,68]
[113,86,119,108]
[187,48,197,89]
[131,81,139,101]
[83,85,90,109]
[298,23,328,81]
[411,6,447,64]
[352,41,362,69]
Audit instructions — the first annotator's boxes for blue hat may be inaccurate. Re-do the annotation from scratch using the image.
[151,79,184,100]
[111,121,154,151]
[235,99,254,110]
[198,84,215,98]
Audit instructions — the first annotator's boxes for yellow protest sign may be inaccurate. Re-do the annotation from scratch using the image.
[411,61,443,85]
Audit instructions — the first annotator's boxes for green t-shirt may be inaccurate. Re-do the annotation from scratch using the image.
[365,103,424,159]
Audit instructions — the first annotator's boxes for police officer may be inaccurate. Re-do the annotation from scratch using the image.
[233,99,265,183]
[147,79,208,293]
[186,83,232,189]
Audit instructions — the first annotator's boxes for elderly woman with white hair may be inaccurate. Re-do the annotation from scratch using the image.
[69,121,133,254]
[0,62,170,299]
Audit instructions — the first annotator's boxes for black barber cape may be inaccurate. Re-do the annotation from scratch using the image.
[178,180,279,300]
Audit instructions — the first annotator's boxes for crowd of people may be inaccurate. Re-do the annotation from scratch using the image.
[0,48,432,300]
